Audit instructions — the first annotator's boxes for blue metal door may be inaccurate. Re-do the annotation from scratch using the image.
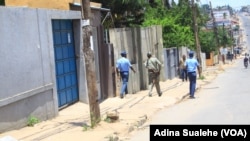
[52,20,79,108]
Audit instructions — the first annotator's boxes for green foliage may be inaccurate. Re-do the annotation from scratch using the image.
[0,0,5,5]
[199,25,234,54]
[105,135,119,141]
[92,0,146,27]
[199,75,205,80]
[93,0,219,52]
[171,0,177,7]
[162,23,194,48]
[90,112,101,128]
[216,27,233,48]
[27,115,40,127]
[142,0,195,48]
[199,30,217,53]
[104,116,112,123]
[82,124,91,131]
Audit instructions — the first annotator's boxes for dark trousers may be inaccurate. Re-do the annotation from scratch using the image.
[181,69,188,81]
[120,72,129,96]
[188,72,197,97]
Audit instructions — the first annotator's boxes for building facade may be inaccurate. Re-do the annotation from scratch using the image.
[0,3,87,132]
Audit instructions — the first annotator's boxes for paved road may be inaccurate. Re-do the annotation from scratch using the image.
[128,12,250,141]
[128,58,250,141]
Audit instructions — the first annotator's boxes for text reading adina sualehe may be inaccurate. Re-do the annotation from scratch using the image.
[154,129,219,136]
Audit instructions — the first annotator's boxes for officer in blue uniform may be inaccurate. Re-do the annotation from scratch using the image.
[184,51,200,99]
[116,51,136,99]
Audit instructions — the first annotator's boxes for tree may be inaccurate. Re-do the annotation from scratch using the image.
[217,27,233,48]
[171,0,177,7]
[92,0,146,27]
[142,0,194,48]
[191,0,202,76]
[93,0,213,52]
[162,0,171,9]
[199,30,217,53]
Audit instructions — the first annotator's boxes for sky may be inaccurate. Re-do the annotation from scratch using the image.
[199,0,250,10]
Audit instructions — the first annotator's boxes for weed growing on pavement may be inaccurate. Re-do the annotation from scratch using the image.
[199,75,205,80]
[82,124,91,131]
[105,135,119,141]
[90,112,101,128]
[27,115,40,127]
[82,112,101,131]
[104,116,112,123]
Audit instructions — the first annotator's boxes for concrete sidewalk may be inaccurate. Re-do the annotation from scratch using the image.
[0,62,234,141]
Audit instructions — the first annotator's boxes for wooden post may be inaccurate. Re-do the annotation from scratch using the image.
[81,0,101,127]
[191,0,202,77]
[210,1,220,64]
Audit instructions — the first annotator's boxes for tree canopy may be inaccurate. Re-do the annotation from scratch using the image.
[0,0,5,5]
[92,0,234,52]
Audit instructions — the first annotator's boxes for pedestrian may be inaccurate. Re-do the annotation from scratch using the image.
[243,54,249,68]
[248,54,250,64]
[144,52,162,97]
[179,54,188,82]
[230,53,233,62]
[116,51,136,99]
[184,51,200,99]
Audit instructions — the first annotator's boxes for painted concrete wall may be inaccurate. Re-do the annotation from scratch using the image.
[109,26,165,94]
[0,6,87,132]
[5,0,79,10]
[5,0,101,11]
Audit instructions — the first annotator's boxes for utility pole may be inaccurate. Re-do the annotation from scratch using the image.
[210,1,220,64]
[191,0,202,76]
[222,23,226,64]
[81,0,101,127]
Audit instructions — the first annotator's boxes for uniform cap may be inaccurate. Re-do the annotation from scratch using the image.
[189,51,194,57]
[147,52,152,56]
[121,51,127,55]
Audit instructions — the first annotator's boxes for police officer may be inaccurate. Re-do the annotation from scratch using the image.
[144,52,162,97]
[184,51,200,99]
[116,51,136,99]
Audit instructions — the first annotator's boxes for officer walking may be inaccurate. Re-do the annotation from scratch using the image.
[184,51,200,99]
[116,51,136,99]
[144,52,162,97]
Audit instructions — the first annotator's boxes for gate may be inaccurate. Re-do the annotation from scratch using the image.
[163,48,178,80]
[52,20,79,108]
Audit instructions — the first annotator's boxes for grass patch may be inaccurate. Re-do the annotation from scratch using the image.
[104,116,112,123]
[198,75,205,80]
[105,135,119,141]
[27,115,40,127]
[82,124,91,131]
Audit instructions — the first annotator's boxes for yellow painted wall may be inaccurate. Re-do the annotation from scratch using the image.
[206,52,215,66]
[5,0,82,10]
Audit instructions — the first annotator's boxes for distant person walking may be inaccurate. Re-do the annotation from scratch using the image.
[184,51,200,99]
[246,53,250,64]
[116,51,136,99]
[179,54,188,82]
[243,54,249,69]
[144,52,162,97]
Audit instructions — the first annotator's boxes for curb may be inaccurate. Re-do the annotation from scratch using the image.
[117,70,220,140]
[102,81,191,141]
